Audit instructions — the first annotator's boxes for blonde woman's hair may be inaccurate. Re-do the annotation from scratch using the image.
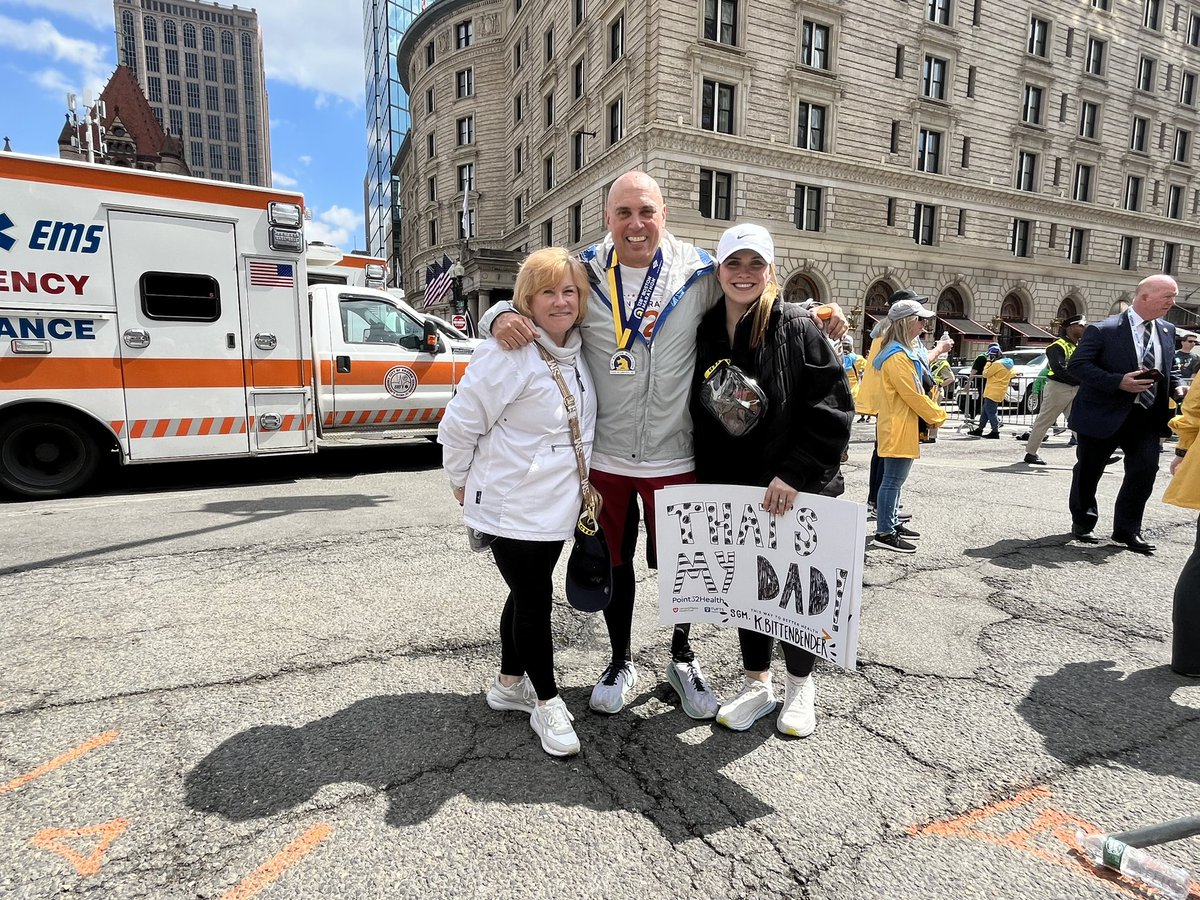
[877,314,919,351]
[745,264,781,349]
[512,247,589,327]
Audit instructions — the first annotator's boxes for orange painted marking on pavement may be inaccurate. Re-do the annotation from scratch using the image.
[220,824,334,900]
[0,730,118,795]
[30,819,129,877]
[907,785,1052,837]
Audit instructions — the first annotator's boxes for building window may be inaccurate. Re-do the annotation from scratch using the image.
[608,95,624,144]
[797,101,827,151]
[544,155,555,190]
[1137,56,1156,92]
[456,116,474,145]
[610,14,625,62]
[1072,163,1094,201]
[427,176,437,203]
[572,59,585,100]
[1181,71,1197,107]
[573,132,585,171]
[890,120,900,153]
[460,209,476,240]
[927,0,950,26]
[1092,0,1109,8]
[544,26,554,61]
[699,169,733,220]
[1016,151,1038,191]
[913,203,937,244]
[801,21,830,70]
[922,55,947,100]
[514,42,523,70]
[1084,37,1106,76]
[425,41,435,65]
[917,128,942,173]
[456,69,473,98]
[1120,236,1137,270]
[886,198,897,226]
[1022,85,1044,125]
[186,52,199,79]
[794,184,823,231]
[542,220,553,247]
[701,79,736,134]
[1028,16,1049,57]
[1130,116,1149,152]
[704,0,738,44]
[1164,242,1178,274]
[148,76,162,103]
[1144,0,1162,30]
[187,83,200,108]
[514,195,524,225]
[514,145,523,174]
[426,88,434,114]
[1190,13,1200,47]
[1067,228,1087,263]
[967,66,976,98]
[961,136,971,168]
[574,0,585,27]
[544,93,555,126]
[1011,219,1033,257]
[1124,175,1143,211]
[895,46,905,78]
[456,20,473,49]
[1168,183,1184,218]
[514,92,523,123]
[458,163,475,193]
[427,133,435,158]
[1078,101,1099,140]
[570,202,583,243]
[1174,128,1191,163]
[166,48,179,75]
[204,55,217,82]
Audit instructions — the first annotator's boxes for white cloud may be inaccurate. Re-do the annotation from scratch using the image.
[298,155,313,166]
[0,13,112,100]
[272,171,299,188]
[0,0,111,29]
[256,2,364,105]
[305,205,365,249]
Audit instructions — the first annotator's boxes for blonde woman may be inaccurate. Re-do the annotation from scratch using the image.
[438,248,596,757]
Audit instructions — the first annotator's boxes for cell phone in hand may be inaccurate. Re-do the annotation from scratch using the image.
[1134,368,1162,381]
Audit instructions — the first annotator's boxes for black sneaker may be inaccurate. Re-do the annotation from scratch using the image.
[984,432,1001,439]
[871,532,917,553]
[894,523,922,540]
[1024,453,1046,465]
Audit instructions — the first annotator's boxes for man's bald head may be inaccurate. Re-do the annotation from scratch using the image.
[604,170,667,268]
[1133,274,1178,321]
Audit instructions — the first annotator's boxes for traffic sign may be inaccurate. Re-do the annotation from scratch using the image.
[451,314,468,331]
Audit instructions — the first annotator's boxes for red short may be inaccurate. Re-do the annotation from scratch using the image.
[590,469,697,567]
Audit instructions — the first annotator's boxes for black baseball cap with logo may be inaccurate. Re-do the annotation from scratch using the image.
[565,524,612,612]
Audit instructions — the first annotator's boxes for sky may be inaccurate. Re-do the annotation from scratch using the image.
[0,0,371,250]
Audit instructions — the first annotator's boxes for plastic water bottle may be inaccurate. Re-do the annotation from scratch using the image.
[1075,831,1190,899]
[940,330,952,345]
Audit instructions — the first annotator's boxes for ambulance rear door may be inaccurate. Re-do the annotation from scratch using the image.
[108,210,250,460]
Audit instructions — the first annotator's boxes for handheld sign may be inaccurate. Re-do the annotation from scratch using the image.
[655,484,867,671]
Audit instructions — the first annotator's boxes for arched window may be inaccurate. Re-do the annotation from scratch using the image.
[163,19,177,45]
[863,279,893,346]
[937,287,964,316]
[1055,296,1078,322]
[221,30,234,55]
[203,27,216,52]
[1000,292,1026,321]
[784,272,822,305]
[143,15,157,42]
[183,23,196,48]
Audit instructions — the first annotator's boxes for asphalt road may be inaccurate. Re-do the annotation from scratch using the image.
[1,423,1198,899]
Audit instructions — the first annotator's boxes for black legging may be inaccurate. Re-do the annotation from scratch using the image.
[738,630,816,678]
[490,537,564,701]
[868,443,884,506]
[603,498,693,665]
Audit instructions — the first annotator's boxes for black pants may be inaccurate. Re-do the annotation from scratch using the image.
[868,443,884,506]
[1175,514,1200,675]
[491,537,564,701]
[603,497,693,665]
[738,630,816,678]
[1068,405,1161,535]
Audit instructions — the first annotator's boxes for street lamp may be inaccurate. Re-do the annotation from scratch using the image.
[450,261,466,314]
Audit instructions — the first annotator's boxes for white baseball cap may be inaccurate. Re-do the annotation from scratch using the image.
[716,223,774,265]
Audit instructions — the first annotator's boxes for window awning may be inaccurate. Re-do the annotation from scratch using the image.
[1003,320,1056,343]
[938,316,994,340]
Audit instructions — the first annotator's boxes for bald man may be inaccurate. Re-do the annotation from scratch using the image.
[483,171,844,720]
[1067,275,1187,553]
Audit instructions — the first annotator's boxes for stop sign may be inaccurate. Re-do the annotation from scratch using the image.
[451,314,468,331]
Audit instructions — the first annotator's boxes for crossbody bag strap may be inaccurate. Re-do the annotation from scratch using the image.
[533,344,599,524]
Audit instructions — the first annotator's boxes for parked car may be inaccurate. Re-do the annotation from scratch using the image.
[956,348,1048,415]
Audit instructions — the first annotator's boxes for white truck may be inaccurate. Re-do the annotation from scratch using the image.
[0,153,469,498]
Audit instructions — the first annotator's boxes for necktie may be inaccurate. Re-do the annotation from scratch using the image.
[1137,321,1157,409]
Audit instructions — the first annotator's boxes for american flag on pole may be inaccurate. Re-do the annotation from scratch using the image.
[425,253,455,308]
[248,261,296,287]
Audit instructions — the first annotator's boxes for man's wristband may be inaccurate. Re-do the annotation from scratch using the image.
[1176,448,1188,458]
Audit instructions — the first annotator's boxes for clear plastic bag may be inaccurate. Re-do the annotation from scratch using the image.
[699,359,768,437]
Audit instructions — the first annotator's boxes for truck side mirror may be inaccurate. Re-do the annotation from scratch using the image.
[422,320,443,354]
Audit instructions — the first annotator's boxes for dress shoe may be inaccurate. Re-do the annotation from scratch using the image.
[1171,666,1200,678]
[1071,526,1100,544]
[984,431,1001,439]
[967,428,984,436]
[1111,531,1155,554]
[1024,453,1046,465]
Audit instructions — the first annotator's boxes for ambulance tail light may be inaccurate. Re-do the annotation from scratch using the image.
[11,339,52,355]
[365,263,386,285]
[268,202,303,228]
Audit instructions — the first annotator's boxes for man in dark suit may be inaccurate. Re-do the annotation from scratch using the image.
[1067,275,1186,553]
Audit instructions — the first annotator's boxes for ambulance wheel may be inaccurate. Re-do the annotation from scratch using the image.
[0,412,100,499]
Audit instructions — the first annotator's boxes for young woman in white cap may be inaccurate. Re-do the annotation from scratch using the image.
[689,223,853,736]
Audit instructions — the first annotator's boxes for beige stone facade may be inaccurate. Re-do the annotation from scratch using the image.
[395,0,1200,350]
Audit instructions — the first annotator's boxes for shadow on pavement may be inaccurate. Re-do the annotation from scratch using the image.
[1018,661,1200,783]
[184,690,775,843]
[964,536,1123,570]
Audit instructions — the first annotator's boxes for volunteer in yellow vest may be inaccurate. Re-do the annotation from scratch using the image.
[1165,378,1200,677]
[968,344,1014,438]
[1023,315,1087,465]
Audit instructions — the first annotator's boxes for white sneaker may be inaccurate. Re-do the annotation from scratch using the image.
[589,661,637,714]
[716,677,777,731]
[486,675,537,713]
[530,696,579,756]
[666,659,720,719]
[777,673,816,738]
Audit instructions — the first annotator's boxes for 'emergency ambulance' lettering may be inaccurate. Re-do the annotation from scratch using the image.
[29,220,104,254]
[0,317,96,340]
[0,271,89,295]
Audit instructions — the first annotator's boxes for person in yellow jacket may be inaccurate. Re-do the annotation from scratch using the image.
[1164,382,1200,677]
[968,344,1014,438]
[870,297,948,553]
[841,336,867,403]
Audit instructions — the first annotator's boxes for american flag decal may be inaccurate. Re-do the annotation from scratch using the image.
[249,261,296,287]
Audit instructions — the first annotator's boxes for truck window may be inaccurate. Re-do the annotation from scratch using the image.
[339,297,425,347]
[140,272,221,321]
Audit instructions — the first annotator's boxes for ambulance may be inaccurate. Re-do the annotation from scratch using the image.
[0,153,468,499]
[305,241,387,289]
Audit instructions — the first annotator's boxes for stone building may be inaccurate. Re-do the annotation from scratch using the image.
[113,0,271,187]
[394,0,1200,352]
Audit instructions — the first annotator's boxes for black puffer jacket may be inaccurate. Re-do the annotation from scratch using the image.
[691,297,853,495]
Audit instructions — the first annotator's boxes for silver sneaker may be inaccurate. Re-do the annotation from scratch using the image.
[716,677,777,731]
[530,696,579,756]
[589,661,637,714]
[777,674,816,738]
[666,659,720,719]
[486,675,537,713]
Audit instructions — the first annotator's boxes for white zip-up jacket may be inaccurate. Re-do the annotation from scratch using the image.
[438,331,596,541]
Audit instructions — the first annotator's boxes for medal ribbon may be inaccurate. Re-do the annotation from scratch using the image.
[607,246,664,350]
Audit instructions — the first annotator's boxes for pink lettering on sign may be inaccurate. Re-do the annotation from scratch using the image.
[0,271,89,296]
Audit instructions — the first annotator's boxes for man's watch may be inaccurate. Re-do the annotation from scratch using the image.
[1176,448,1188,458]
